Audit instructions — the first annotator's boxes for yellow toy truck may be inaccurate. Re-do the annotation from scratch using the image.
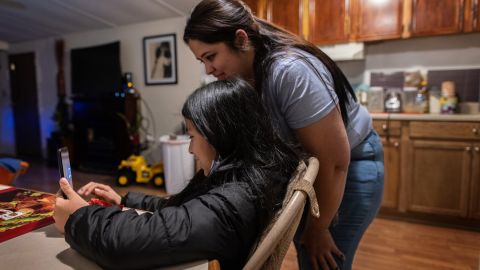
[116,155,164,188]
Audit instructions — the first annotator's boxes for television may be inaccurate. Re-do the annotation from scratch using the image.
[71,41,122,98]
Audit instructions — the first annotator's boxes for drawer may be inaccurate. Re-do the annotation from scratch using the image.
[410,121,480,140]
[373,120,402,137]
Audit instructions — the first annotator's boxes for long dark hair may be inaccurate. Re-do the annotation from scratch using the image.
[179,78,300,230]
[183,0,356,125]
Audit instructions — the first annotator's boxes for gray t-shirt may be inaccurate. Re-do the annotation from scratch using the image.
[262,49,372,149]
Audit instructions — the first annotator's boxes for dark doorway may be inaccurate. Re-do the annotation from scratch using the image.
[9,52,42,158]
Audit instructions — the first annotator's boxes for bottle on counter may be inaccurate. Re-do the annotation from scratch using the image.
[415,80,429,113]
[367,86,385,113]
[429,86,441,114]
[440,81,458,114]
[402,87,418,113]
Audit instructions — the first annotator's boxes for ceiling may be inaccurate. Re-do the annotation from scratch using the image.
[0,0,201,44]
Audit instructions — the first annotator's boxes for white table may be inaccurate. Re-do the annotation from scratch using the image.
[0,224,209,270]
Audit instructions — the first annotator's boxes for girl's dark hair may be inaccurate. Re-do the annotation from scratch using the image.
[183,0,356,125]
[178,78,300,230]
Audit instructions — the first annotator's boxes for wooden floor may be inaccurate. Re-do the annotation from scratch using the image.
[11,160,480,270]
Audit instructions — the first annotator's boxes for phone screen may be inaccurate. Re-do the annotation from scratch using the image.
[57,147,73,197]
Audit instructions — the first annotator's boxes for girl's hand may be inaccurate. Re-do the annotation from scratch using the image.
[77,182,122,205]
[53,178,89,233]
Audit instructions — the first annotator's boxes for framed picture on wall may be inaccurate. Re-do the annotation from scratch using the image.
[143,33,177,85]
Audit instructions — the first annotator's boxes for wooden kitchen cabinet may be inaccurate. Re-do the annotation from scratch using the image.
[470,143,480,219]
[266,0,302,36]
[308,0,404,44]
[242,0,265,18]
[351,0,405,41]
[407,140,471,217]
[407,121,480,218]
[464,0,480,32]
[373,118,480,229]
[373,120,402,209]
[308,0,350,45]
[410,0,465,37]
[243,0,478,45]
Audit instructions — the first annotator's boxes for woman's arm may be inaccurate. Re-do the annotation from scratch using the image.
[295,107,350,269]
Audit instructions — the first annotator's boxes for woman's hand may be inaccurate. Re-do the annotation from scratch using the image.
[77,182,122,205]
[53,178,89,233]
[300,220,345,270]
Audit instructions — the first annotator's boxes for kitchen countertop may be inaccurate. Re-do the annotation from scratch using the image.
[371,113,480,122]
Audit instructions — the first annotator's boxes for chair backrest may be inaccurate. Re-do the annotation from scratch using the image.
[243,157,320,270]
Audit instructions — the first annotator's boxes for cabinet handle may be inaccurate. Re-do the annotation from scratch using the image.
[382,124,388,131]
[475,147,480,152]
[473,128,478,134]
[465,146,472,152]
[393,142,399,148]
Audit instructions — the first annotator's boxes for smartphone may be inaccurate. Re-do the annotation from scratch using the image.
[57,147,73,198]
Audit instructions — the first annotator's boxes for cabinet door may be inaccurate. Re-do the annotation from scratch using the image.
[242,0,266,18]
[408,140,471,217]
[411,0,465,36]
[308,0,350,45]
[471,0,479,31]
[381,137,401,209]
[266,0,302,35]
[470,143,480,219]
[352,0,404,41]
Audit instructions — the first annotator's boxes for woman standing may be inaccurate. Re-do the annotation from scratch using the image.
[184,1,384,269]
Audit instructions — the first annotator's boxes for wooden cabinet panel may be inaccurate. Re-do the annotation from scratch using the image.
[267,0,302,35]
[373,120,402,209]
[372,120,402,137]
[352,0,404,41]
[472,0,480,31]
[470,143,480,219]
[411,0,465,36]
[463,0,480,32]
[381,137,401,209]
[308,0,350,44]
[242,0,267,18]
[408,140,471,217]
[410,121,480,140]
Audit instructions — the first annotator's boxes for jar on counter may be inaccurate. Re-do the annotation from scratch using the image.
[429,87,441,114]
[403,87,418,113]
[415,80,429,113]
[367,87,385,113]
[384,88,402,113]
[440,81,458,114]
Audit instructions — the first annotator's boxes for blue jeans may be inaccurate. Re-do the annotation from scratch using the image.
[294,130,384,270]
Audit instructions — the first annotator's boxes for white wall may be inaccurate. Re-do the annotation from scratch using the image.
[7,16,203,157]
[0,41,8,50]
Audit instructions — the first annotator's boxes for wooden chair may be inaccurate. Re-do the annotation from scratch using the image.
[243,157,320,270]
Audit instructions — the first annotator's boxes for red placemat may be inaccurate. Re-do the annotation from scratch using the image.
[0,186,55,243]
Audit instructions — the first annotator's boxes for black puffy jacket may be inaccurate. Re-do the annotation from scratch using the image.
[64,181,261,270]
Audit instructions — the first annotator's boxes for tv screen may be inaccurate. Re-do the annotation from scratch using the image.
[71,41,122,98]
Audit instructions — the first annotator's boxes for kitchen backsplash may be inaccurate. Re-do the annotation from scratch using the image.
[370,68,480,103]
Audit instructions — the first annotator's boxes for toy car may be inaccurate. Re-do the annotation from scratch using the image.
[116,155,164,188]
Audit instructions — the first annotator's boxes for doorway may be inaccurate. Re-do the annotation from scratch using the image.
[9,52,42,158]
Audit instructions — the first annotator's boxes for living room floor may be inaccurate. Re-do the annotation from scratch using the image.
[11,160,480,270]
